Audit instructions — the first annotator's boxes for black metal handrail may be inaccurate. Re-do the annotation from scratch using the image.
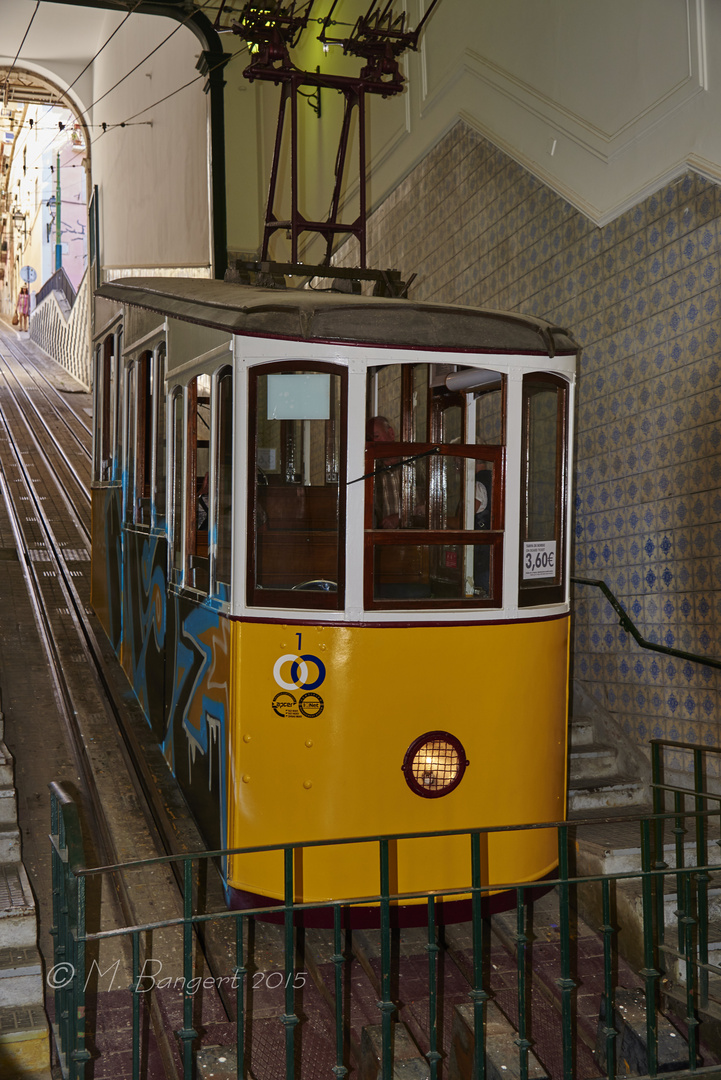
[572,575,721,671]
[35,265,76,309]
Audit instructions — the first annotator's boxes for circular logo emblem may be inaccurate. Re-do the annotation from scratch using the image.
[273,653,326,691]
[272,692,297,717]
[299,692,324,718]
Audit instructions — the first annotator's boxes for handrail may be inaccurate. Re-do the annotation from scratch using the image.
[35,265,76,309]
[572,575,721,671]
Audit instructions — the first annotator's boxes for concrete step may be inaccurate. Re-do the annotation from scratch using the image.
[0,740,14,788]
[665,918,721,987]
[568,742,618,780]
[0,787,18,824]
[0,946,43,1009]
[568,717,594,747]
[578,829,721,877]
[0,863,37,948]
[568,774,647,813]
[0,825,21,865]
[450,1001,549,1080]
[0,1003,49,1078]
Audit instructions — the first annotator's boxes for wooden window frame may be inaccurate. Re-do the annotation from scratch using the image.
[363,443,505,610]
[517,372,569,608]
[246,360,347,611]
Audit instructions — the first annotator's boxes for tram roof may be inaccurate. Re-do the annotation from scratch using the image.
[97,277,578,357]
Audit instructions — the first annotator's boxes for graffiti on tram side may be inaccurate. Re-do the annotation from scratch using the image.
[123,530,168,743]
[90,487,122,651]
[164,596,230,853]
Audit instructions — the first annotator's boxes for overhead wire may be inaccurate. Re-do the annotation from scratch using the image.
[82,0,219,116]
[3,2,41,106]
[34,0,145,127]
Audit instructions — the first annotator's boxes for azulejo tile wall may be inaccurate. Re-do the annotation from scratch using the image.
[359,120,721,775]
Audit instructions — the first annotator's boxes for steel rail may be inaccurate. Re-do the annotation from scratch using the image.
[0,353,91,515]
[0,342,184,1079]
[0,337,92,454]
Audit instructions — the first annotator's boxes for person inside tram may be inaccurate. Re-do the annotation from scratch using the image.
[368,415,401,528]
[474,462,493,595]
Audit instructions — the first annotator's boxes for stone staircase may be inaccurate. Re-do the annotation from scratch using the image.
[567,687,649,815]
[0,709,49,1079]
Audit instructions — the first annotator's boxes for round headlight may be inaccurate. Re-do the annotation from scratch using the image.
[402,732,468,798]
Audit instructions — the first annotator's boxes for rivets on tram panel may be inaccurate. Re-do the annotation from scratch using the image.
[243,734,251,743]
[305,740,313,748]
[303,780,313,789]
[242,774,251,784]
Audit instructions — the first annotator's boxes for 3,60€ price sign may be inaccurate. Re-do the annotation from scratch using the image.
[523,540,556,579]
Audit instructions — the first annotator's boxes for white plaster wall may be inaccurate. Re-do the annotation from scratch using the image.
[89,10,210,273]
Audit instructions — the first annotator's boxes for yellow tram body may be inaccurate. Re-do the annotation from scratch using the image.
[90,278,578,918]
[226,615,570,904]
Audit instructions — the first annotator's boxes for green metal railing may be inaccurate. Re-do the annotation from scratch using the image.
[50,781,721,1080]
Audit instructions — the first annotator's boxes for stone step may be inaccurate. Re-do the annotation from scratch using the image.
[665,918,721,987]
[0,946,43,1009]
[0,863,37,948]
[596,988,687,1074]
[568,717,594,747]
[0,1003,49,1077]
[0,787,18,824]
[568,775,647,813]
[0,825,21,865]
[450,1001,549,1080]
[0,740,14,788]
[568,742,618,780]
[578,834,718,876]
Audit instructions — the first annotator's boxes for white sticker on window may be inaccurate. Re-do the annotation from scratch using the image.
[523,540,556,579]
[267,374,330,420]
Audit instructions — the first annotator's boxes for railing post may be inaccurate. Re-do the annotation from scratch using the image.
[131,931,142,1080]
[378,839,395,1080]
[600,878,617,1080]
[470,832,488,1080]
[680,867,699,1070]
[515,886,530,1080]
[49,785,90,1080]
[425,896,441,1080]
[640,819,660,1077]
[282,847,299,1079]
[235,914,247,1080]
[331,905,348,1080]
[650,742,667,973]
[557,825,576,1080]
[178,857,198,1079]
[693,747,709,1010]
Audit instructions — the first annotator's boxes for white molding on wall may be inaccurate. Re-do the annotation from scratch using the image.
[362,0,719,231]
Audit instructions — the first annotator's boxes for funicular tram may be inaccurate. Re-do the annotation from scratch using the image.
[90,277,577,915]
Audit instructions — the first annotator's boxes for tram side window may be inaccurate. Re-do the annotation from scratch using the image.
[153,345,167,528]
[248,364,346,610]
[518,374,568,607]
[214,367,233,595]
[133,351,153,525]
[186,374,211,592]
[365,364,506,608]
[125,362,137,524]
[170,388,184,580]
[94,333,116,483]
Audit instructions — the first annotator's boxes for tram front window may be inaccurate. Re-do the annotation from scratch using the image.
[365,363,505,609]
[248,365,346,610]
